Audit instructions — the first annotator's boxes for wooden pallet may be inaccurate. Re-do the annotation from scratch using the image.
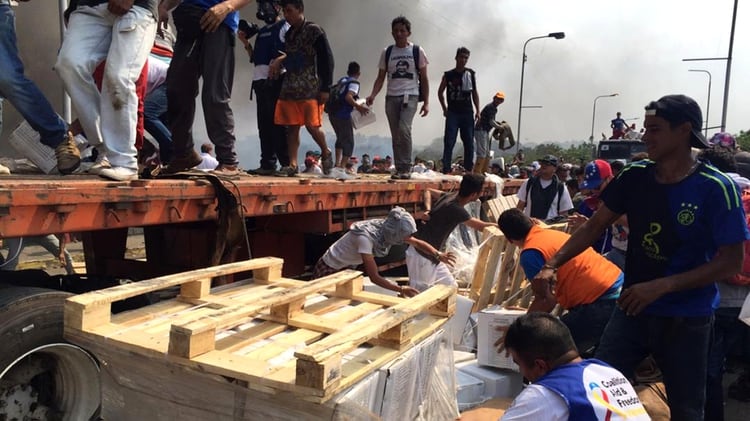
[64,257,455,403]
[483,195,519,223]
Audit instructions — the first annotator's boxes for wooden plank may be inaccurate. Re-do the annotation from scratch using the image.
[293,284,455,391]
[474,234,506,311]
[168,270,362,358]
[65,257,284,330]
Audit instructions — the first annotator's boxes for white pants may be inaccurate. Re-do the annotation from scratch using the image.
[55,4,156,169]
[406,246,456,292]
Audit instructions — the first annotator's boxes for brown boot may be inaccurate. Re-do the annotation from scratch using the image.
[474,157,488,174]
[161,149,202,174]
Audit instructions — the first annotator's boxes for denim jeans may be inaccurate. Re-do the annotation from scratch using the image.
[0,5,68,148]
[55,4,156,169]
[442,110,474,172]
[561,298,616,357]
[143,84,172,163]
[595,307,712,421]
[384,95,417,173]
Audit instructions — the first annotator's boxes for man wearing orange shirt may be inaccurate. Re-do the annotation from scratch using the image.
[498,209,623,356]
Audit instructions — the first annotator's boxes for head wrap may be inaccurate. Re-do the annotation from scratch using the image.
[349,207,417,257]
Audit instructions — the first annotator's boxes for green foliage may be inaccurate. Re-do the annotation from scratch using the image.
[737,130,750,152]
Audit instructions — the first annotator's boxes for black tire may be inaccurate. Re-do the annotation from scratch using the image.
[0,285,101,420]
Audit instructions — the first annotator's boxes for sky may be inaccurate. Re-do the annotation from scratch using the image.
[4,0,748,162]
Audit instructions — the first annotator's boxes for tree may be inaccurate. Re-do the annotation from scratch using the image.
[737,130,750,152]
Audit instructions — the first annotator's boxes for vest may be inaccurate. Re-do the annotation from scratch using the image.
[536,359,650,421]
[523,226,620,308]
[253,19,287,67]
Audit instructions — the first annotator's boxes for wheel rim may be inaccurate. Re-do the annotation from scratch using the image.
[0,343,101,420]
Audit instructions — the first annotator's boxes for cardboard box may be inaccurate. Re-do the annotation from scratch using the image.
[476,306,525,370]
[448,294,474,345]
[453,350,476,364]
[332,370,384,418]
[9,120,58,174]
[457,360,523,399]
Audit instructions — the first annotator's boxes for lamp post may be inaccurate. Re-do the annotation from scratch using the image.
[516,32,565,153]
[590,93,619,144]
[688,69,711,137]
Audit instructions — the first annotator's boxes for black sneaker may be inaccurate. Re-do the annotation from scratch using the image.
[247,167,276,175]
[275,165,298,177]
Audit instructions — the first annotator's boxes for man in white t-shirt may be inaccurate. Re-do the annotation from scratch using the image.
[500,313,649,421]
[516,154,573,222]
[365,16,429,180]
[196,143,219,171]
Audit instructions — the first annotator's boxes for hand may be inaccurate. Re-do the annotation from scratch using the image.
[437,251,457,267]
[617,279,669,316]
[531,268,556,297]
[237,30,248,43]
[58,252,66,266]
[200,1,234,32]
[268,52,286,79]
[318,91,329,105]
[567,213,588,230]
[399,285,419,298]
[475,112,481,121]
[442,108,447,118]
[365,95,375,106]
[108,0,135,15]
[355,104,369,115]
[420,102,429,117]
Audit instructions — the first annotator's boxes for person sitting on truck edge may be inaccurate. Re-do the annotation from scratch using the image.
[56,0,158,181]
[610,111,627,139]
[159,0,250,176]
[438,47,480,174]
[0,0,80,175]
[366,16,430,180]
[534,94,749,419]
[328,61,369,171]
[499,313,649,421]
[240,0,290,176]
[313,207,432,297]
[516,155,574,223]
[498,209,623,356]
[407,174,497,291]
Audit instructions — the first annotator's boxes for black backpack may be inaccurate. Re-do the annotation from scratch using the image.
[324,77,359,115]
[385,44,424,102]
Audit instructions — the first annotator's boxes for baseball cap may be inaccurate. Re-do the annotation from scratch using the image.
[538,155,558,167]
[580,159,613,190]
[709,132,736,150]
[644,94,709,148]
[494,91,505,100]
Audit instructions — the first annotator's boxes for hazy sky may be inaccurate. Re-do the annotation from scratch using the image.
[275,0,748,147]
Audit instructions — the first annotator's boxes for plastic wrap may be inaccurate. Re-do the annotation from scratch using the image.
[415,330,460,421]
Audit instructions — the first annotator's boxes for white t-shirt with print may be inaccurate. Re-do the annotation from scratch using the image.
[322,232,372,269]
[378,43,429,97]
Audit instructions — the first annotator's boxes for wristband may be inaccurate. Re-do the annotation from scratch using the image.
[541,264,558,273]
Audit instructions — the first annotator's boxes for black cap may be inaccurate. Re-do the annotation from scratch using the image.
[645,94,709,148]
[539,154,558,167]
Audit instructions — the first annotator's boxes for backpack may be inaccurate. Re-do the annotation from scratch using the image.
[385,44,424,102]
[728,189,750,285]
[324,77,359,115]
[525,176,565,214]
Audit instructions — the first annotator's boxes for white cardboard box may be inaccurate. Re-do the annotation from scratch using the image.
[457,359,524,399]
[477,306,526,370]
[9,120,58,174]
[456,370,485,411]
[447,294,474,345]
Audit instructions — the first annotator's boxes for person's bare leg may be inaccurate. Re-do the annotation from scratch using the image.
[286,125,301,168]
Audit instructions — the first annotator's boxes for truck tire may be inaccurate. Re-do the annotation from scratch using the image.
[0,285,101,420]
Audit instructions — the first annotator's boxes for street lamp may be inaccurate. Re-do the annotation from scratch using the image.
[688,69,711,137]
[590,93,619,144]
[516,32,565,153]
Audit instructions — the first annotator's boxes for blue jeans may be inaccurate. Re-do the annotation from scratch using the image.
[143,84,173,163]
[595,307,712,421]
[442,110,474,172]
[561,298,616,357]
[0,5,67,147]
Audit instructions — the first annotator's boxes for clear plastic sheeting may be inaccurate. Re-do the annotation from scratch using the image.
[444,199,483,286]
[415,331,459,421]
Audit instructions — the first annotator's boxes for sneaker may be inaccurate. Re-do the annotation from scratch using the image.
[247,167,276,176]
[275,165,298,177]
[321,151,333,175]
[161,149,202,174]
[88,155,111,175]
[399,172,411,180]
[99,166,138,181]
[212,164,240,176]
[55,132,82,175]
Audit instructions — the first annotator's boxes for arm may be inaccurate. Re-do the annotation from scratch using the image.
[345,91,368,114]
[200,0,251,33]
[238,31,253,61]
[619,242,744,315]
[361,254,419,297]
[366,68,387,106]
[404,237,457,267]
[437,75,447,116]
[464,217,497,232]
[314,32,334,99]
[418,64,429,116]
[472,76,481,120]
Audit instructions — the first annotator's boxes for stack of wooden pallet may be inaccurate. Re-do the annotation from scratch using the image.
[64,257,456,420]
